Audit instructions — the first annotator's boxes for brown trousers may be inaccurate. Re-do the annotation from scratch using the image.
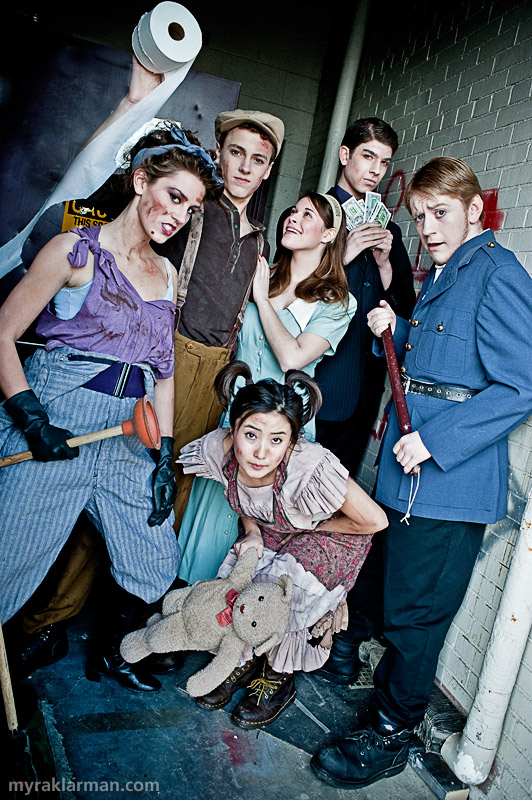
[21,332,231,633]
[172,332,232,529]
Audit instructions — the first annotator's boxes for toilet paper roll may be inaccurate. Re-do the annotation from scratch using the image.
[133,2,202,74]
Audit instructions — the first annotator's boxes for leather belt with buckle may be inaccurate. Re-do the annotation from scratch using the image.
[401,374,479,403]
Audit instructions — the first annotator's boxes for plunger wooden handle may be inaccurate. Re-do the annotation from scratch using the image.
[0,395,160,469]
[0,619,18,732]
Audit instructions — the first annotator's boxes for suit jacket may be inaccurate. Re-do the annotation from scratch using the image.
[375,230,532,523]
[314,184,415,422]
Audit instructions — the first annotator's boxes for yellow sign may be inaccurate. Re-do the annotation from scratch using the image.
[62,200,113,231]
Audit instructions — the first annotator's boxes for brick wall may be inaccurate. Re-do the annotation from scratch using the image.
[337,2,532,797]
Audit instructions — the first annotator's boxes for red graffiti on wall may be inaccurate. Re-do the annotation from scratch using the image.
[481,189,505,231]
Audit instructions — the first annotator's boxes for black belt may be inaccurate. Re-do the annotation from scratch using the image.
[401,374,479,403]
[67,354,145,398]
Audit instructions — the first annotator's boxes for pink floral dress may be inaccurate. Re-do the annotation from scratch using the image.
[179,429,373,672]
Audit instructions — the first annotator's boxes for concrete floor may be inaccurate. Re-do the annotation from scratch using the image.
[3,598,442,800]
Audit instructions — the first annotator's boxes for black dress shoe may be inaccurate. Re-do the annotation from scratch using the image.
[196,657,261,709]
[231,663,296,729]
[314,628,363,685]
[86,649,161,692]
[9,625,69,681]
[140,651,185,675]
[310,707,414,789]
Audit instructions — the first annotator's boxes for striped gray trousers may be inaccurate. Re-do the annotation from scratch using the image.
[0,346,180,622]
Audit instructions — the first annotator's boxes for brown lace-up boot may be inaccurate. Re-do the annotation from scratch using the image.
[196,656,261,709]
[231,662,296,729]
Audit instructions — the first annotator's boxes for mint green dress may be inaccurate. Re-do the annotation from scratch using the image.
[177,294,356,584]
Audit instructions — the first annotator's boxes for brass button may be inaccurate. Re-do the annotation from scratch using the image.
[400,365,406,373]
[411,319,419,327]
[437,324,444,331]
[488,242,495,247]
[405,343,412,350]
[186,343,193,351]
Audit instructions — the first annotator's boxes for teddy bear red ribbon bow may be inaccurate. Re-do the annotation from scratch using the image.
[216,589,240,627]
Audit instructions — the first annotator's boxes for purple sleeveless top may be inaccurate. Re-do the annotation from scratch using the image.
[36,227,176,379]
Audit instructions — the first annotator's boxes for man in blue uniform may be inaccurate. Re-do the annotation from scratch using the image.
[311,156,532,790]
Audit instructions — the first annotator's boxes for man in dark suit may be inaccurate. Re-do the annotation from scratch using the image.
[314,117,416,476]
[313,119,416,687]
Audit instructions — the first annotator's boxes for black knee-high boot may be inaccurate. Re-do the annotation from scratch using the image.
[85,580,161,692]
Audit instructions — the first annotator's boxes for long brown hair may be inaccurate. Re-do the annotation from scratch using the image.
[269,192,349,307]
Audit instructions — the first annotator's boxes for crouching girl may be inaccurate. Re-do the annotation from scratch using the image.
[177,361,388,728]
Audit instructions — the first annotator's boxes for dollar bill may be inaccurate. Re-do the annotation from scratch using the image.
[342,196,365,230]
[369,201,391,229]
[364,191,381,222]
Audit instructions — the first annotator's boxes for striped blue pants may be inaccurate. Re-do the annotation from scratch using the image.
[0,347,180,622]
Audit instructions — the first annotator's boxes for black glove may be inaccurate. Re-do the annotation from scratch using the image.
[148,436,177,527]
[4,389,79,462]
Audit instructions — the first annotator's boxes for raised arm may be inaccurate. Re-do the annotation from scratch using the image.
[252,256,330,372]
[85,56,163,146]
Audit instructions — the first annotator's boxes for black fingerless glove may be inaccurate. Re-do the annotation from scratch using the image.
[4,390,79,462]
[148,436,177,527]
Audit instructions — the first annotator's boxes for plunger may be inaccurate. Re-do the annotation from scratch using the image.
[0,395,160,469]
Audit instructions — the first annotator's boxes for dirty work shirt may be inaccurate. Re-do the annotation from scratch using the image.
[157,195,268,347]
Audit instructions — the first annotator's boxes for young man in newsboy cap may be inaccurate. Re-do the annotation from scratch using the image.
[165,107,285,527]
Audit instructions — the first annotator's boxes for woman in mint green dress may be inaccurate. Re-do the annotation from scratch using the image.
[177,192,357,583]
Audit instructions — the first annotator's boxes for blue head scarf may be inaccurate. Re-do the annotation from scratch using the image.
[131,125,223,185]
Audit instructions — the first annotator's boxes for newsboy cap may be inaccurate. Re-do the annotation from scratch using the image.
[215,109,285,158]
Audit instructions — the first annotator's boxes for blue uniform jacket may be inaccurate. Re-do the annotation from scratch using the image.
[375,230,532,523]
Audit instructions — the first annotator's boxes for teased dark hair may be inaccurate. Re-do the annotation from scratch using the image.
[214,361,322,442]
[341,117,398,155]
[270,191,349,308]
[119,120,223,201]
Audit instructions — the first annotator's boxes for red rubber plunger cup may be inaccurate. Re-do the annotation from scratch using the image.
[122,396,161,449]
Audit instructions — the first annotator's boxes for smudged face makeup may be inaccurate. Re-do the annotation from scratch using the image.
[135,170,205,242]
[217,127,274,203]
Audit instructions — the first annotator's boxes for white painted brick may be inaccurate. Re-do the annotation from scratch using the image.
[510,717,532,757]
[474,127,514,152]
[498,96,532,126]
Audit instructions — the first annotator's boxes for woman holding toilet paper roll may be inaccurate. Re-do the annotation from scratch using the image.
[0,121,222,692]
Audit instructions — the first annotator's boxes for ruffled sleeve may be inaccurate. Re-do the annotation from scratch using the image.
[177,428,229,485]
[281,439,349,528]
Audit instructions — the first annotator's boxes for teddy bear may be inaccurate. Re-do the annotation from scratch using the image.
[120,548,293,697]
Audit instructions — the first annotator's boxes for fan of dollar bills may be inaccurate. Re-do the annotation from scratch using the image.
[341,191,391,231]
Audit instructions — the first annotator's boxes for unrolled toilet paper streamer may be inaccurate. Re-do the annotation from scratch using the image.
[0,2,202,279]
